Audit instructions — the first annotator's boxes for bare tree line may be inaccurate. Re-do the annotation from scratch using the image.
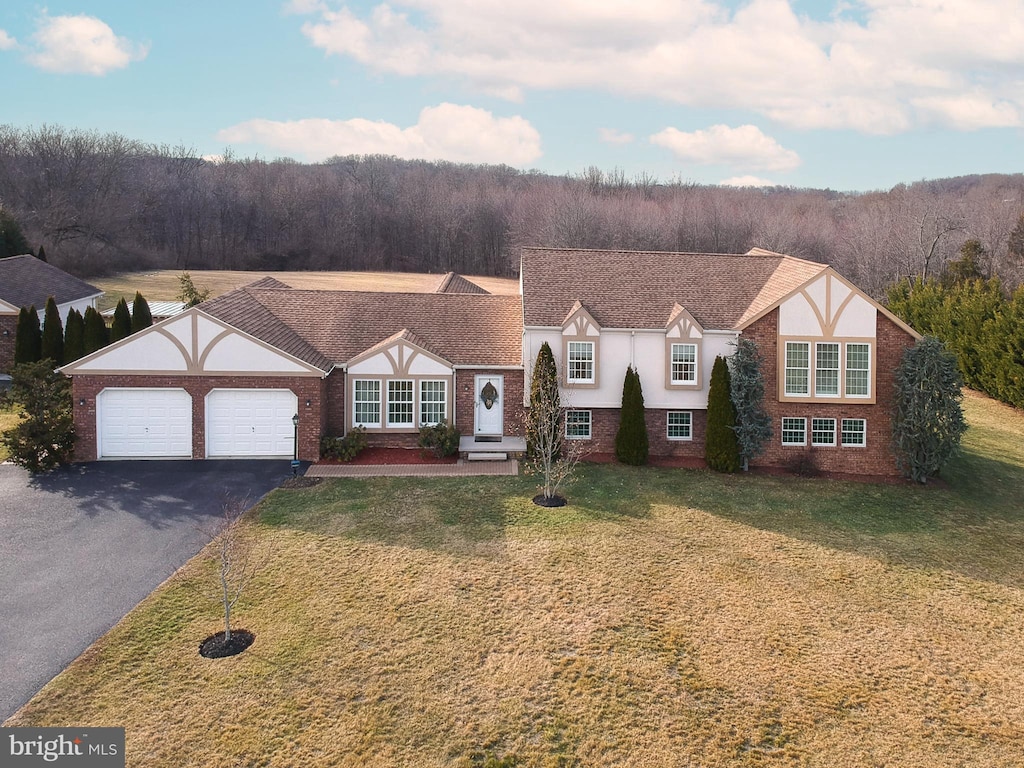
[1,124,1022,296]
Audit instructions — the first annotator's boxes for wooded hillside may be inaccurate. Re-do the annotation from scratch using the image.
[1,124,1022,296]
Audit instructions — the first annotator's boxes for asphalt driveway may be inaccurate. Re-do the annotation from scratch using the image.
[0,460,291,722]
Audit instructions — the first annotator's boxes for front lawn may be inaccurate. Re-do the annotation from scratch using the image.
[6,392,1024,766]
[0,404,20,462]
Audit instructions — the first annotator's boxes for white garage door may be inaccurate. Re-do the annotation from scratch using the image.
[98,388,192,458]
[206,389,298,458]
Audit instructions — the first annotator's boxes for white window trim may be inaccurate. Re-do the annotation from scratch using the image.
[353,379,382,429]
[845,343,872,399]
[841,418,867,447]
[386,379,415,428]
[784,341,810,396]
[670,343,698,385]
[666,411,693,441]
[781,417,807,447]
[815,342,840,398]
[418,380,447,427]
[811,417,837,446]
[565,409,592,439]
[566,341,596,385]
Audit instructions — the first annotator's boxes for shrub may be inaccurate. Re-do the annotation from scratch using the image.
[82,306,109,354]
[41,296,64,365]
[63,308,85,363]
[1,360,75,473]
[705,355,740,472]
[14,305,41,364]
[615,366,648,465]
[110,298,132,343]
[319,426,368,461]
[418,419,461,457]
[131,291,153,332]
[729,338,771,471]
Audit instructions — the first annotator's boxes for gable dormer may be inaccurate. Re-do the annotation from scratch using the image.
[561,301,601,388]
[665,303,704,389]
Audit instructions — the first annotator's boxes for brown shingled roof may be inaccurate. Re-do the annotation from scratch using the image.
[433,272,490,294]
[521,247,828,330]
[0,255,102,309]
[203,288,522,368]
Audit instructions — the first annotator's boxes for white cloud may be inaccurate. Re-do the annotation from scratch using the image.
[217,103,543,165]
[720,175,776,187]
[651,124,801,172]
[0,29,16,50]
[293,0,1024,133]
[598,128,634,145]
[26,14,148,75]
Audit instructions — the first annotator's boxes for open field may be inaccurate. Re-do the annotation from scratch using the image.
[92,270,520,310]
[6,391,1024,766]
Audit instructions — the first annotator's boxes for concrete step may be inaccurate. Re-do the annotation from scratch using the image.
[466,452,509,461]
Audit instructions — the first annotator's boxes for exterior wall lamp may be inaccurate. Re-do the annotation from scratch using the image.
[291,413,300,476]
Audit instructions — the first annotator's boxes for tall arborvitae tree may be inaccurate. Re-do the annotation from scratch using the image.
[36,245,47,262]
[615,366,648,465]
[63,308,85,363]
[131,291,153,332]
[41,296,64,365]
[110,298,132,342]
[705,355,740,473]
[526,341,561,459]
[82,306,109,354]
[14,306,42,364]
[891,336,968,483]
[728,338,772,471]
[0,210,31,259]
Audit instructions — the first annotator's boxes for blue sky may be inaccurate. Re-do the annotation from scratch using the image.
[1,0,1022,192]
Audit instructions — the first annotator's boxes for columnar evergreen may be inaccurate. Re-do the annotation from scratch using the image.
[82,306,109,354]
[728,338,772,471]
[891,336,968,483]
[131,291,153,332]
[14,305,41,364]
[615,366,648,465]
[705,355,740,473]
[41,296,64,365]
[526,341,561,459]
[110,298,132,342]
[63,308,85,363]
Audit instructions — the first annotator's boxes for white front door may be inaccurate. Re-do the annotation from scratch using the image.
[473,375,504,437]
[206,388,298,458]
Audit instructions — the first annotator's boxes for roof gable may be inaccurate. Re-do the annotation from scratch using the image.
[61,307,327,376]
[0,255,102,310]
[434,272,489,294]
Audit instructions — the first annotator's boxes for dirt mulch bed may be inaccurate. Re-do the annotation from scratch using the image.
[318,447,458,466]
[199,629,255,659]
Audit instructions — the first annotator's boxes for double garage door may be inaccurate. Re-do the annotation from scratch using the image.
[97,388,298,459]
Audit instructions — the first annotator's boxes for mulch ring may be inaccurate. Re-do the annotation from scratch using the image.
[199,629,255,659]
[318,447,458,466]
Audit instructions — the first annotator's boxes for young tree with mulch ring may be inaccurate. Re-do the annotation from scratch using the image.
[131,291,153,332]
[41,296,64,365]
[63,308,85,363]
[891,336,968,484]
[615,365,648,465]
[729,338,772,472]
[705,355,740,473]
[82,306,109,354]
[109,298,132,343]
[14,306,41,365]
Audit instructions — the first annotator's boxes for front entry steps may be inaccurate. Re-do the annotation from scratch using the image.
[459,435,527,461]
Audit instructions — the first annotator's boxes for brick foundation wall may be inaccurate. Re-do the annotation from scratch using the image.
[740,309,916,476]
[71,375,326,462]
[0,315,16,373]
[454,370,526,438]
[578,407,708,457]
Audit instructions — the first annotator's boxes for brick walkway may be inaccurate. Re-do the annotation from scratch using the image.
[306,460,520,478]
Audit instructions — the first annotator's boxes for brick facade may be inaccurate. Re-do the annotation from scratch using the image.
[740,309,916,476]
[572,407,708,457]
[0,315,16,373]
[71,375,325,462]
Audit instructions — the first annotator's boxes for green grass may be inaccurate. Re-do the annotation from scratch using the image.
[6,391,1024,767]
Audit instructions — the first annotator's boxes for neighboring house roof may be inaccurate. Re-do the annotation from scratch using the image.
[0,255,102,310]
[101,300,187,320]
[521,247,829,330]
[202,285,522,368]
[434,272,490,294]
